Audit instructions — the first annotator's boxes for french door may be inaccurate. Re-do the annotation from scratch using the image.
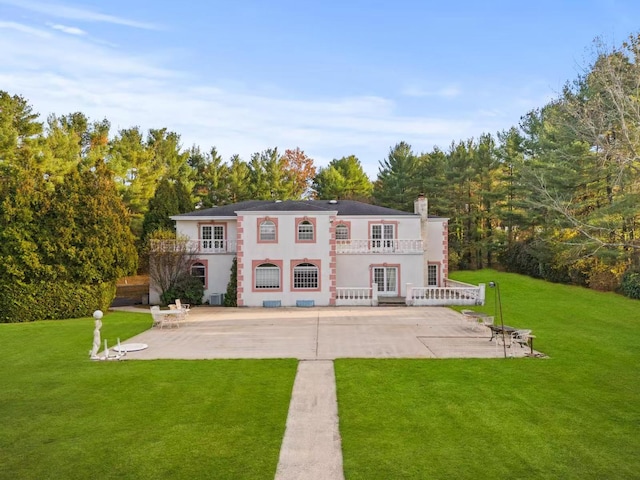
[373,267,398,296]
[201,225,225,252]
[370,224,395,251]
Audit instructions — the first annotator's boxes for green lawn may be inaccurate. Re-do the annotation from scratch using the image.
[336,270,640,479]
[0,312,297,480]
[3,273,639,479]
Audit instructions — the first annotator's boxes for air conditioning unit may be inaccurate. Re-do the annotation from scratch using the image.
[210,293,225,306]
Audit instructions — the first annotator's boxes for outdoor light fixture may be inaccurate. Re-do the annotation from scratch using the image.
[488,281,507,358]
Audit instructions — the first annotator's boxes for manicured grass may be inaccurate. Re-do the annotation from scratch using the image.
[0,311,297,480]
[336,271,640,479]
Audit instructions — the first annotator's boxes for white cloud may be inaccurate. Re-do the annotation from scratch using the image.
[0,15,528,178]
[48,23,86,36]
[0,0,160,30]
[0,20,51,38]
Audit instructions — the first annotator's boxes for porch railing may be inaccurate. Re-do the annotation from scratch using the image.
[149,239,237,254]
[336,239,423,254]
[406,282,486,306]
[336,284,378,306]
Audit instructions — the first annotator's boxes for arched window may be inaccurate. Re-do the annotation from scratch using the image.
[297,220,314,241]
[191,262,206,285]
[255,263,280,289]
[259,220,276,241]
[335,224,349,240]
[293,262,318,289]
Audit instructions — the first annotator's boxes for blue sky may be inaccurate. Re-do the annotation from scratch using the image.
[1,0,638,177]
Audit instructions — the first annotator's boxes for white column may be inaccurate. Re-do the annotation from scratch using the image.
[478,283,486,305]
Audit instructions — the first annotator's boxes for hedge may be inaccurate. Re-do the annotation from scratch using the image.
[0,280,116,323]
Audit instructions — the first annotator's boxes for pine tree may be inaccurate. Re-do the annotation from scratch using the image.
[373,142,419,211]
[312,155,372,200]
[224,257,238,306]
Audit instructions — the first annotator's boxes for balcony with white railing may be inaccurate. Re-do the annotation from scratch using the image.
[336,239,423,254]
[150,239,237,254]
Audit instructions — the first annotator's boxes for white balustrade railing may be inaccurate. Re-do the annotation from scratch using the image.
[150,239,237,254]
[197,239,237,253]
[406,283,486,306]
[336,284,378,306]
[336,239,423,254]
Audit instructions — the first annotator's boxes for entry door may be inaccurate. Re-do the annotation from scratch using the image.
[373,267,398,296]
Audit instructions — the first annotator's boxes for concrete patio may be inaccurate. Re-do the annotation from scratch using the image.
[115,306,538,360]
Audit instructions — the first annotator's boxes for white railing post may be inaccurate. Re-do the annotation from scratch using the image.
[478,283,486,305]
[405,283,413,306]
[372,283,378,306]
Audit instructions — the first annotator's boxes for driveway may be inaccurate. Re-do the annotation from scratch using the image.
[115,306,536,360]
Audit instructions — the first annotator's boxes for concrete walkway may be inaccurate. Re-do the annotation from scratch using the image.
[275,361,343,480]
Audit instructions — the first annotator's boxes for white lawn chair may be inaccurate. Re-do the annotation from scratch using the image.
[175,299,190,316]
[481,315,495,328]
[150,305,164,328]
[496,329,515,354]
[513,329,533,349]
[176,298,190,322]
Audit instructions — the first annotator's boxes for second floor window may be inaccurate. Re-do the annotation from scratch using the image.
[259,220,276,241]
[335,224,349,240]
[297,220,314,241]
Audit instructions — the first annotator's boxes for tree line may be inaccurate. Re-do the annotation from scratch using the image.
[1,33,640,321]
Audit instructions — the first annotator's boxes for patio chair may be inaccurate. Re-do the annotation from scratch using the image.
[496,329,515,354]
[513,329,533,349]
[481,316,494,328]
[175,299,190,316]
[176,298,190,312]
[150,305,163,328]
[481,315,495,335]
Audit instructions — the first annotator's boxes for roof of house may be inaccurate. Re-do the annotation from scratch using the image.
[173,199,428,218]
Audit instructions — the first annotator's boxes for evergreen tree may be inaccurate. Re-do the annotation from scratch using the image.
[373,142,419,211]
[227,154,251,202]
[142,178,194,239]
[224,257,238,306]
[42,161,138,283]
[108,127,157,235]
[312,155,372,200]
